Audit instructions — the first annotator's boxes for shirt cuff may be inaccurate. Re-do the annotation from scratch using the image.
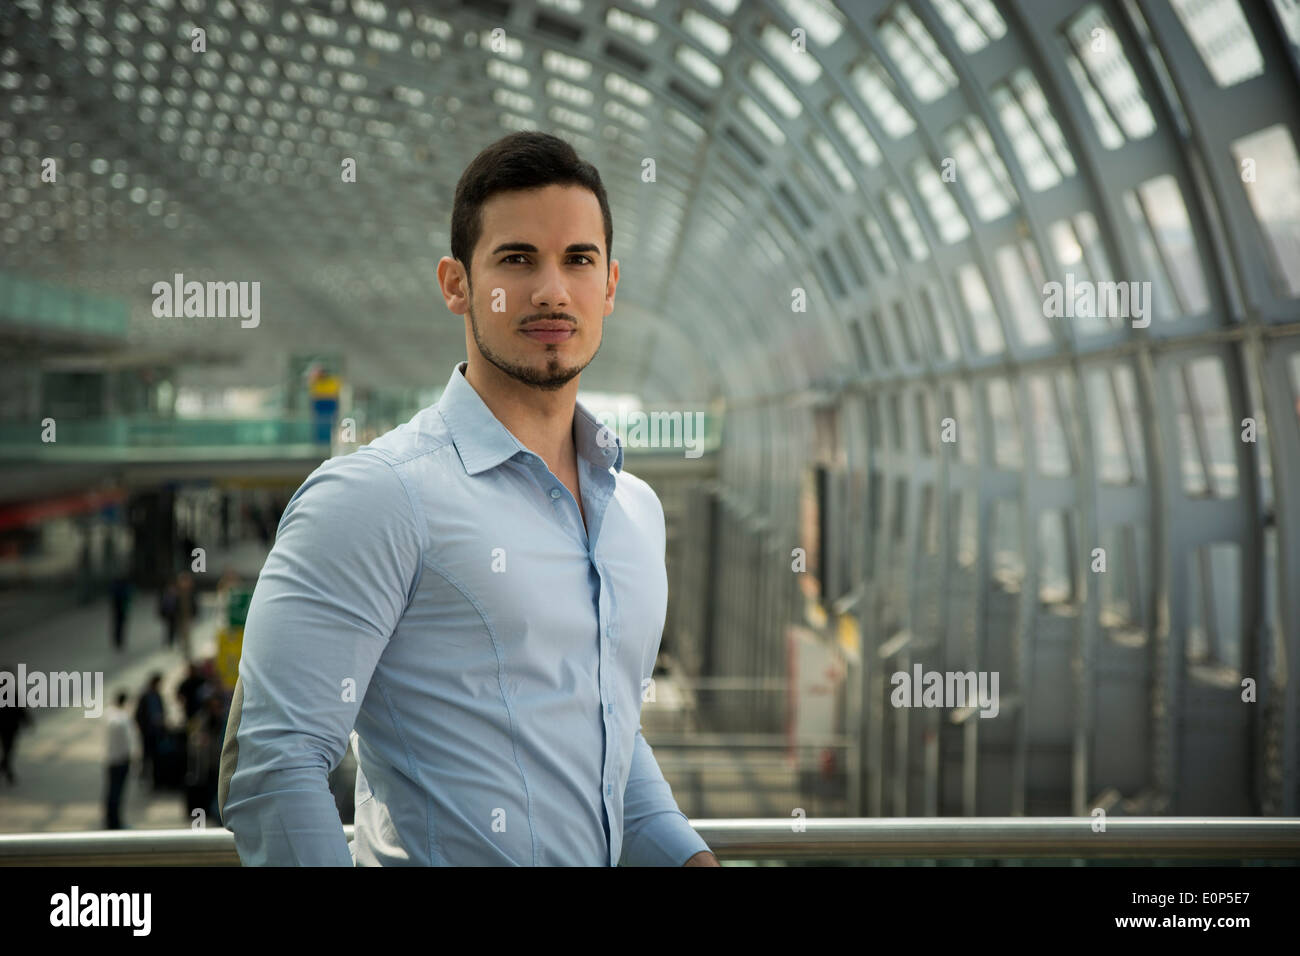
[623,811,712,867]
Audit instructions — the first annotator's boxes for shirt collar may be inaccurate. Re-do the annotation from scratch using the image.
[436,361,623,476]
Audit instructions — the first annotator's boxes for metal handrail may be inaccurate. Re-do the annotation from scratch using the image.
[1,818,1297,865]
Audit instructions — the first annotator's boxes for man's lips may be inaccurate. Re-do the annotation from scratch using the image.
[521,322,575,343]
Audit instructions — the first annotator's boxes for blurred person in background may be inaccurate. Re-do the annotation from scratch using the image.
[133,672,166,786]
[159,572,199,659]
[185,688,229,824]
[0,664,33,785]
[104,690,139,829]
[176,661,210,723]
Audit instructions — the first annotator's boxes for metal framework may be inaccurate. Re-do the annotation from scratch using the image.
[1,0,1298,817]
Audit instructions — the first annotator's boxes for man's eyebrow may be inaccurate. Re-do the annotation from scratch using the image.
[490,242,602,257]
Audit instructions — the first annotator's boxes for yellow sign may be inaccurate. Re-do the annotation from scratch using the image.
[215,626,244,691]
[309,374,341,399]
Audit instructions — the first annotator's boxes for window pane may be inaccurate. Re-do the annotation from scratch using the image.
[1231,124,1300,298]
[1038,510,1075,604]
[871,310,895,368]
[1170,0,1264,87]
[991,84,1057,191]
[811,133,856,194]
[922,282,961,360]
[1187,544,1242,673]
[991,69,1076,192]
[1122,189,1179,321]
[879,2,959,103]
[888,393,906,452]
[1048,217,1113,335]
[944,380,978,464]
[996,242,1052,347]
[986,377,1022,468]
[991,497,1024,589]
[945,117,1017,221]
[830,98,883,168]
[1276,0,1300,53]
[958,264,1005,354]
[1028,375,1072,475]
[1012,69,1077,178]
[913,157,970,243]
[860,212,898,275]
[917,390,937,455]
[848,318,872,372]
[931,0,1006,54]
[1065,52,1125,150]
[921,483,940,554]
[1113,364,1148,483]
[893,475,909,541]
[1066,5,1157,141]
[953,489,977,567]
[1085,367,1132,484]
[851,54,916,139]
[894,302,920,363]
[1188,356,1239,498]
[885,188,930,261]
[1171,366,1209,496]
[1137,175,1210,315]
[1099,524,1146,629]
[1171,357,1238,498]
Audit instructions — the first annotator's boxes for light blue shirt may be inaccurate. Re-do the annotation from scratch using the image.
[218,361,710,867]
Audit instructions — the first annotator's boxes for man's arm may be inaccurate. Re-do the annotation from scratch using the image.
[217,450,423,866]
[619,726,715,866]
[683,850,720,866]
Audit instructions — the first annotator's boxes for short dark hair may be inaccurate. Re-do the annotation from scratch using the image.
[450,131,613,285]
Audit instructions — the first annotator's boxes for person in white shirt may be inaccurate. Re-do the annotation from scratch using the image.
[105,691,139,829]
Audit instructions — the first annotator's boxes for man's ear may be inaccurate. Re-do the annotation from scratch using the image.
[437,256,470,316]
[604,259,619,315]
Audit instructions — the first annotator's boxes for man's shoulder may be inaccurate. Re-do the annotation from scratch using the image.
[611,467,664,522]
[304,407,455,492]
[360,404,455,465]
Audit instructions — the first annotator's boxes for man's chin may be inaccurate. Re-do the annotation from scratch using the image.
[505,356,585,390]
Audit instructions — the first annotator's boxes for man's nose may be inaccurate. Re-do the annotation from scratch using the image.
[530,263,571,310]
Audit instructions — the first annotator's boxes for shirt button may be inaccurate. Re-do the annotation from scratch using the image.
[550,487,561,499]
[606,784,613,796]
[606,703,613,715]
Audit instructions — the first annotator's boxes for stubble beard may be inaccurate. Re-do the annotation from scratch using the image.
[466,292,594,392]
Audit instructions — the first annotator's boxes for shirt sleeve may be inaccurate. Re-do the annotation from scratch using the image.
[619,726,711,866]
[217,450,424,866]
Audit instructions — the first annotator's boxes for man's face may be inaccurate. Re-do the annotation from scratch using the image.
[452,184,618,391]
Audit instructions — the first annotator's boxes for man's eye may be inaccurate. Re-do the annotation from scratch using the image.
[501,254,592,264]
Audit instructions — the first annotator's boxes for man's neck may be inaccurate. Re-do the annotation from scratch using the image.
[463,358,579,475]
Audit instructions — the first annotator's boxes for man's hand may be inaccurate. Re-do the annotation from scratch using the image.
[683,850,720,866]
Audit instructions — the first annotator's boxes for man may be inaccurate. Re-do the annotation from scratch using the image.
[219,131,719,867]
[0,664,32,785]
[105,691,138,829]
[134,672,166,786]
